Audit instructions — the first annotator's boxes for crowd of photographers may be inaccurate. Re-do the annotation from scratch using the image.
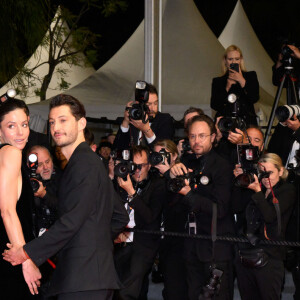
[9,43,300,300]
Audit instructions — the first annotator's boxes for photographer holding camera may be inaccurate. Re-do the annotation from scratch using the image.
[113,81,174,150]
[27,145,61,237]
[211,45,259,126]
[234,153,296,300]
[113,145,166,300]
[169,114,235,300]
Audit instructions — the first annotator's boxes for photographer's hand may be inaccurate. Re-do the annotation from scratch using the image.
[228,128,244,144]
[178,179,191,196]
[228,69,246,88]
[215,117,223,142]
[288,45,300,59]
[155,159,170,175]
[233,164,243,177]
[34,181,46,198]
[117,174,136,196]
[122,101,134,128]
[170,163,189,178]
[247,174,261,193]
[285,115,300,131]
[130,118,154,139]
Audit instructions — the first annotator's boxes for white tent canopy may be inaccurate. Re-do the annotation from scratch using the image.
[0,9,95,105]
[28,0,275,131]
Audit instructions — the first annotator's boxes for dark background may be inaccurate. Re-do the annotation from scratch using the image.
[56,0,300,69]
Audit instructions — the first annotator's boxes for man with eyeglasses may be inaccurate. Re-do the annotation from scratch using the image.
[113,145,166,300]
[169,114,235,300]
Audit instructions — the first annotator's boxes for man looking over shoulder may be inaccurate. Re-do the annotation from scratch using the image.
[4,94,129,300]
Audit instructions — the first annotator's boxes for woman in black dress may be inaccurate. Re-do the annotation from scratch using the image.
[0,99,41,298]
[211,45,259,126]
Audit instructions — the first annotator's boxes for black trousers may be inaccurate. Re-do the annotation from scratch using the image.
[57,290,114,300]
[114,244,156,300]
[185,259,234,300]
[160,238,188,300]
[235,257,284,300]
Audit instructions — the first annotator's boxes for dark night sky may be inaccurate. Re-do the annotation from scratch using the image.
[58,0,300,69]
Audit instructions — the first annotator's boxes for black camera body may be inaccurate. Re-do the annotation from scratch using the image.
[28,153,40,193]
[218,115,246,134]
[149,148,171,166]
[114,160,137,179]
[234,144,270,188]
[127,80,150,123]
[168,170,210,193]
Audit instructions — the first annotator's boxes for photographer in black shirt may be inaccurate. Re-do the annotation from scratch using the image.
[235,153,296,300]
[169,115,235,300]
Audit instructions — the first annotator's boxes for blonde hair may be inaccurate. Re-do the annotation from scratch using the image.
[221,45,246,75]
[258,153,288,180]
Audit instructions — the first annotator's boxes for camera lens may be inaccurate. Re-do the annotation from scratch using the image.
[218,117,234,132]
[149,152,164,166]
[234,173,254,188]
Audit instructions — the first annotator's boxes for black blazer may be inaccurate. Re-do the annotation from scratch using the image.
[181,149,235,261]
[113,112,175,150]
[24,142,129,296]
[211,71,259,125]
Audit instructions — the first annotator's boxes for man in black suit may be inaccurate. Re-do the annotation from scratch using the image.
[4,94,129,300]
[170,114,235,300]
[113,83,174,150]
[113,145,166,300]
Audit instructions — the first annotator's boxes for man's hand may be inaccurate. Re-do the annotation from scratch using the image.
[114,232,130,244]
[22,259,41,295]
[228,128,244,144]
[3,243,27,265]
[178,179,191,196]
[170,163,189,178]
[117,174,135,195]
[233,164,243,177]
[122,100,134,128]
[288,45,300,60]
[34,181,46,198]
[283,115,300,131]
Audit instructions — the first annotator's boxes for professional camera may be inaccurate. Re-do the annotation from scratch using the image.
[275,104,300,123]
[234,144,270,188]
[168,170,210,193]
[126,80,150,123]
[149,148,171,166]
[218,91,246,134]
[198,267,223,300]
[113,149,137,180]
[28,153,40,193]
[114,161,137,179]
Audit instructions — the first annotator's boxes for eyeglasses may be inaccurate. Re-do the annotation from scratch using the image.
[135,163,149,170]
[189,133,212,141]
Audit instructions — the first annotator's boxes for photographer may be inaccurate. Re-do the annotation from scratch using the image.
[113,145,166,300]
[27,145,61,237]
[113,82,174,150]
[235,153,296,300]
[211,45,259,126]
[272,43,300,104]
[169,115,235,300]
[151,139,189,300]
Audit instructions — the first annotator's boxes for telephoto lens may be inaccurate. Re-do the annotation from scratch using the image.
[275,105,300,123]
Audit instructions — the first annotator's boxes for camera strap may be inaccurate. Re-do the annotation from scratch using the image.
[211,202,218,263]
